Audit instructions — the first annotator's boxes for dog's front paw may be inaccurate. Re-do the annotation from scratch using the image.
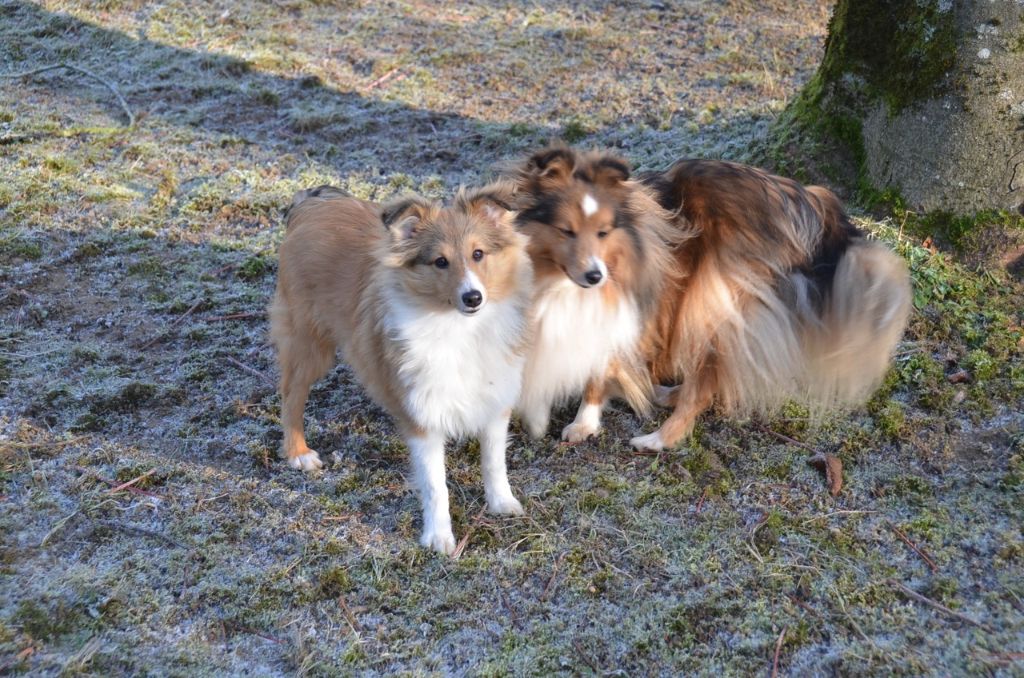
[487,494,525,516]
[561,420,599,443]
[420,528,457,556]
[630,431,665,453]
[287,451,323,472]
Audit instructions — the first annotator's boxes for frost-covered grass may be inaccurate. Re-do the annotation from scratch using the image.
[1,0,1022,675]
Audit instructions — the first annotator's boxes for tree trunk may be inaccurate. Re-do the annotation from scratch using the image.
[770,0,1024,216]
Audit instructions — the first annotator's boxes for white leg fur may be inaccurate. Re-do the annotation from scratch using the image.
[519,401,551,439]
[561,400,604,442]
[409,433,456,555]
[287,451,323,472]
[630,430,666,452]
[479,415,524,516]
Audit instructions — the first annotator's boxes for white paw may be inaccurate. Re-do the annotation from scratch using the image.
[630,431,665,452]
[420,528,457,556]
[653,385,679,408]
[561,421,600,443]
[287,451,323,472]
[487,494,525,516]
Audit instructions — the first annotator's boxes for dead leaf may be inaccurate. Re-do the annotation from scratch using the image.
[947,369,970,384]
[808,454,843,496]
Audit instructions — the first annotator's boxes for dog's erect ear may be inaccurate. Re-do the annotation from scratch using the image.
[381,195,433,240]
[526,146,576,186]
[591,155,631,187]
[458,183,516,230]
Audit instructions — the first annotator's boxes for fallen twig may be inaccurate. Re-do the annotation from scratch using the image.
[140,299,204,350]
[771,627,786,678]
[207,312,261,322]
[695,486,709,513]
[888,521,938,572]
[757,425,818,454]
[1,62,135,126]
[107,468,156,495]
[452,505,487,560]
[786,593,821,618]
[365,67,404,91]
[322,513,362,522]
[224,357,276,388]
[886,579,994,633]
[75,466,167,499]
[496,584,523,630]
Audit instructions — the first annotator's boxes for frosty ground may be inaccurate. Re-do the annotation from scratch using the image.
[1,0,1022,675]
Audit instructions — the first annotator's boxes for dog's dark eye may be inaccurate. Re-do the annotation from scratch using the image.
[559,228,576,239]
[472,249,484,261]
[434,256,449,269]
[597,231,609,239]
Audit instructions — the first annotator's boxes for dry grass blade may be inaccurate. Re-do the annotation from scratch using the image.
[337,593,363,635]
[452,506,487,560]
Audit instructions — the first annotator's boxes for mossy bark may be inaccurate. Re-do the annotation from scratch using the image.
[769,0,1024,216]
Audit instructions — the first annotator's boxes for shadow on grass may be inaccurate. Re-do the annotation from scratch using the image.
[0,0,556,175]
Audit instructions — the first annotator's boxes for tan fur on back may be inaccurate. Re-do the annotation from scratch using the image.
[270,196,411,426]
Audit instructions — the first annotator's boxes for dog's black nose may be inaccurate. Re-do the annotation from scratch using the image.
[462,290,483,308]
[584,269,603,285]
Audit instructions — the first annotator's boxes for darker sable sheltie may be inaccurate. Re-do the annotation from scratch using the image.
[269,185,533,554]
[507,147,681,442]
[507,146,912,451]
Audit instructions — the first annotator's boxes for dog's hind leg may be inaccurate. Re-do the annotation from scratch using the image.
[652,384,680,408]
[631,365,717,452]
[518,400,551,440]
[480,411,524,516]
[272,304,334,472]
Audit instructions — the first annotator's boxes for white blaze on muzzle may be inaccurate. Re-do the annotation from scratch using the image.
[574,255,608,288]
[457,268,487,314]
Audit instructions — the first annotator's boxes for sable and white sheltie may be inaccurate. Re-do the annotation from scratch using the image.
[507,146,912,451]
[269,184,533,554]
[508,147,680,441]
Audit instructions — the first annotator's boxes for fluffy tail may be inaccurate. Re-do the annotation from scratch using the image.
[284,185,351,227]
[802,240,912,408]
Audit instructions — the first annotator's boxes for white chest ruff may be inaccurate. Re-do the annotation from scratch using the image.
[384,298,526,437]
[518,279,641,412]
